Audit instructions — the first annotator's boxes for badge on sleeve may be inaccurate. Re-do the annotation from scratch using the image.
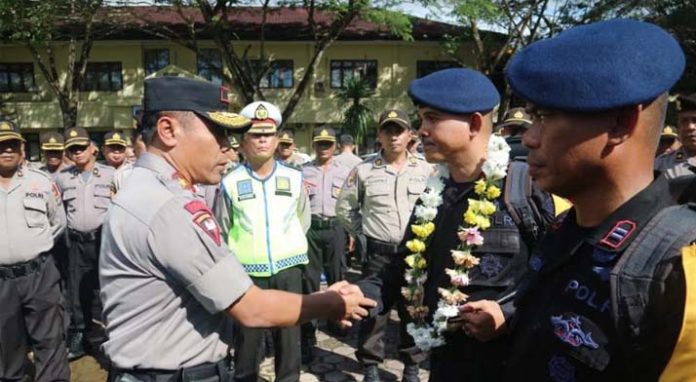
[184,200,222,246]
[346,168,357,188]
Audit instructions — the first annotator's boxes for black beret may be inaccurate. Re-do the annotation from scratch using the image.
[408,68,500,115]
[506,19,685,112]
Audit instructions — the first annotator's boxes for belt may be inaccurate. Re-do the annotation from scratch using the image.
[110,358,231,382]
[366,237,406,255]
[68,228,101,242]
[311,215,337,230]
[0,253,49,279]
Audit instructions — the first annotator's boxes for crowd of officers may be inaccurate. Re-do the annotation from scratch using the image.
[1,17,696,382]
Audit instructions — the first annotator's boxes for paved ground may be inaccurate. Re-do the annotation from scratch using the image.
[69,269,430,381]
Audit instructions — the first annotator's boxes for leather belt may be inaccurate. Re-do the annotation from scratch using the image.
[110,358,231,382]
[0,253,50,279]
[311,215,337,230]
[68,228,101,242]
[366,237,406,255]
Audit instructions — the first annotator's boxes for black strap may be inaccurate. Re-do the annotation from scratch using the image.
[503,161,542,245]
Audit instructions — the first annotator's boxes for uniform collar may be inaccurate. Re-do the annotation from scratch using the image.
[372,151,418,169]
[136,152,195,191]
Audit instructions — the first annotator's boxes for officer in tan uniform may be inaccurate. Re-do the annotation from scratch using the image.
[336,109,432,382]
[39,131,67,180]
[655,93,696,173]
[276,129,307,169]
[55,127,115,360]
[0,120,69,381]
[100,76,375,382]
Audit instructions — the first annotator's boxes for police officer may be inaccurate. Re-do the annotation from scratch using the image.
[39,131,67,180]
[102,131,128,170]
[334,134,362,170]
[461,19,696,381]
[656,125,680,157]
[216,101,311,382]
[336,109,432,382]
[0,120,69,381]
[276,129,307,168]
[100,77,374,382]
[655,93,696,173]
[55,127,115,359]
[300,126,351,362]
[498,107,532,160]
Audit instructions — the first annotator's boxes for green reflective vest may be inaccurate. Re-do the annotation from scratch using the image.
[221,162,308,277]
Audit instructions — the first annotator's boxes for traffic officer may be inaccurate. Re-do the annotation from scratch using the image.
[336,109,432,382]
[276,129,307,168]
[300,126,351,362]
[655,93,696,172]
[226,135,241,168]
[498,107,532,160]
[102,131,128,170]
[334,134,363,170]
[100,77,374,382]
[656,125,680,157]
[460,19,696,381]
[215,101,311,382]
[39,131,67,180]
[55,127,115,360]
[0,119,69,381]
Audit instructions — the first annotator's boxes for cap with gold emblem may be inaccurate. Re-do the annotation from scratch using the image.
[104,131,128,147]
[143,76,251,133]
[312,127,337,143]
[0,119,24,143]
[378,109,411,131]
[278,130,295,144]
[64,127,91,149]
[498,107,532,129]
[240,101,282,134]
[661,126,678,139]
[40,131,64,150]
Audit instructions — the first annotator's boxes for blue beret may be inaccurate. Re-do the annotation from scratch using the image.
[408,68,500,114]
[506,19,685,112]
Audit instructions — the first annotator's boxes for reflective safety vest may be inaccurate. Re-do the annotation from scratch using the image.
[221,162,308,277]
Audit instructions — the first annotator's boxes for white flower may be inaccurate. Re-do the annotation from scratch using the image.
[426,176,446,195]
[420,191,443,208]
[488,135,511,155]
[435,301,460,318]
[415,205,438,221]
[404,270,427,284]
[482,160,507,181]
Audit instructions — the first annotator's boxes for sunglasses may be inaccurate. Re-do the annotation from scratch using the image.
[67,145,90,153]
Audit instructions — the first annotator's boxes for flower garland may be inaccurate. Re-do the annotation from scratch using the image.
[402,135,511,351]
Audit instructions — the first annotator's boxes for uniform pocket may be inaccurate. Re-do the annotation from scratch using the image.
[61,188,77,202]
[93,186,112,210]
[469,227,524,286]
[331,181,344,199]
[24,197,48,228]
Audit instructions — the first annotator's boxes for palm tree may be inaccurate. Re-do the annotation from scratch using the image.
[337,77,375,151]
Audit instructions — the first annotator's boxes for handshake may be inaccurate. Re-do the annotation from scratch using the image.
[324,281,377,328]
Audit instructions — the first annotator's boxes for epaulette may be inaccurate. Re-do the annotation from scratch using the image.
[26,166,52,181]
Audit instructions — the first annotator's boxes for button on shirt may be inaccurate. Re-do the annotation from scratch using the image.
[55,163,115,232]
[0,168,66,265]
[302,159,351,217]
[336,153,432,244]
[506,176,686,381]
[99,153,253,369]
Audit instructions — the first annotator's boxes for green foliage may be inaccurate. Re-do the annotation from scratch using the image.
[338,77,375,146]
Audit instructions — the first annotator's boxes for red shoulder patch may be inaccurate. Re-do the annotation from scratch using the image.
[184,200,222,246]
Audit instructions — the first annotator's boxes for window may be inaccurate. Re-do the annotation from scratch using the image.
[144,49,170,75]
[0,63,36,92]
[330,60,377,89]
[416,61,460,78]
[197,49,223,85]
[82,62,123,91]
[250,60,294,89]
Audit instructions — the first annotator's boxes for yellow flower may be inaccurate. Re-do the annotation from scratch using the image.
[423,222,435,236]
[480,200,497,216]
[468,199,481,214]
[464,208,478,225]
[475,215,491,230]
[411,222,436,239]
[405,254,427,269]
[486,185,501,199]
[406,239,426,253]
[474,179,487,195]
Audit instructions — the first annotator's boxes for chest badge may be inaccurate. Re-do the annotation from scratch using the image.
[479,254,503,278]
[237,179,255,201]
[275,176,292,196]
[550,314,599,349]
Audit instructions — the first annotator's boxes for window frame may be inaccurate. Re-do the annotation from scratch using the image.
[143,48,170,75]
[197,49,224,85]
[0,63,36,93]
[81,62,123,92]
[329,60,378,89]
[250,59,294,89]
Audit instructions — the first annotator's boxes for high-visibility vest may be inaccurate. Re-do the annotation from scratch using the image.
[221,162,308,277]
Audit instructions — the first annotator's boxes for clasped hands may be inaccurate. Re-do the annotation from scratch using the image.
[326,281,377,328]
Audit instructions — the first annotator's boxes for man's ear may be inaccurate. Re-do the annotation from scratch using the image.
[608,105,640,147]
[156,116,178,149]
[470,112,485,137]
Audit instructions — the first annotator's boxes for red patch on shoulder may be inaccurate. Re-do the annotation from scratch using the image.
[184,200,222,246]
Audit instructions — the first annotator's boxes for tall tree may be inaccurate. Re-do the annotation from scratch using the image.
[134,1,412,123]
[338,77,374,148]
[0,0,106,129]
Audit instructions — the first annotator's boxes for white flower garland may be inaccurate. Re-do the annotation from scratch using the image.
[403,135,511,351]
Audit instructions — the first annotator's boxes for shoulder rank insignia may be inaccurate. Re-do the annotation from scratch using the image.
[184,200,221,246]
[599,220,636,250]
